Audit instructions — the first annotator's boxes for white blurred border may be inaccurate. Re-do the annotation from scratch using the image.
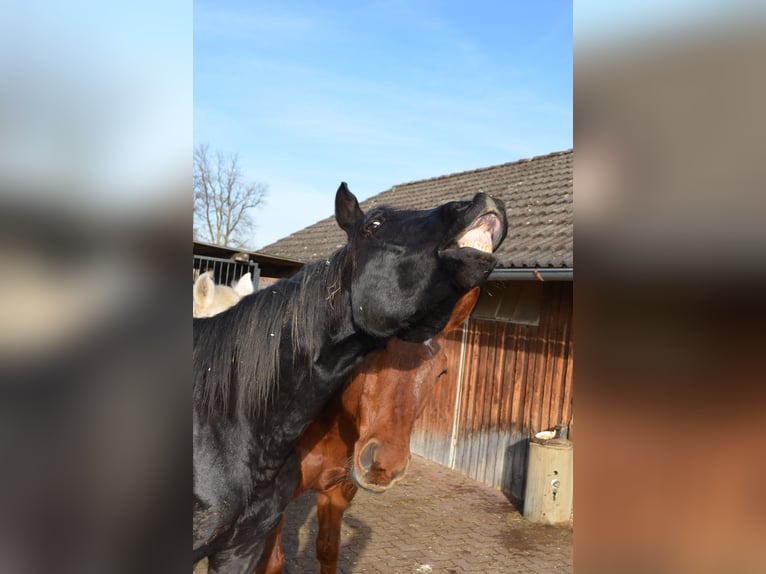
[0,1,191,212]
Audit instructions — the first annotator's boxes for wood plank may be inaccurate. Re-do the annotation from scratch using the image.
[410,280,574,490]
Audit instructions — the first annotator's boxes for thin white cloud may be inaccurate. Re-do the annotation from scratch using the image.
[194,5,314,39]
[195,1,572,244]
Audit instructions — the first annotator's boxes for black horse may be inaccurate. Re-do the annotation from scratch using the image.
[193,183,507,572]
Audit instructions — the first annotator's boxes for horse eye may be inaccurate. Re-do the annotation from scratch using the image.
[366,219,382,234]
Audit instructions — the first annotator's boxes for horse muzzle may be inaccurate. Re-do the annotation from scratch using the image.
[351,440,411,493]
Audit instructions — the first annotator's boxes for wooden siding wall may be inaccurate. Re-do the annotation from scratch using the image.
[411,281,573,503]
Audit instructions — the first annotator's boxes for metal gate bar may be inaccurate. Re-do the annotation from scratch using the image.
[193,255,260,291]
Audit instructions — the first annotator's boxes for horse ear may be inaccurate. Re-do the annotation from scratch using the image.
[443,287,481,332]
[194,271,215,307]
[233,272,254,296]
[335,182,364,236]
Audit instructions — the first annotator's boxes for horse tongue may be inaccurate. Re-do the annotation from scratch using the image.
[457,227,493,253]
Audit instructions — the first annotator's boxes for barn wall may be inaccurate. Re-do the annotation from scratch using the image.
[409,324,466,467]
[411,281,573,501]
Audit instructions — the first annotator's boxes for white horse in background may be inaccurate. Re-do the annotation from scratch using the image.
[193,271,254,318]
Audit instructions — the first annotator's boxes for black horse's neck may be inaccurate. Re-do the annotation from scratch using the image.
[193,246,382,440]
[247,249,384,455]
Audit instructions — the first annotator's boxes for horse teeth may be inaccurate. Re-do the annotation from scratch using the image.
[457,240,492,253]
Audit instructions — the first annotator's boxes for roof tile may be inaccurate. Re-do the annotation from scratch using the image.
[261,150,572,268]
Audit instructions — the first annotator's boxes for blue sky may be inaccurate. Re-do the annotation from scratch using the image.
[194,1,572,249]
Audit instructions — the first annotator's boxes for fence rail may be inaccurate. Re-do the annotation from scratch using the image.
[193,255,260,291]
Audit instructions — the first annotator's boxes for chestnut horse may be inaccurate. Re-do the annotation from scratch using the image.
[257,287,480,574]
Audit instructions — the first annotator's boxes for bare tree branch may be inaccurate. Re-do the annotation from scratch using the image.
[193,143,268,248]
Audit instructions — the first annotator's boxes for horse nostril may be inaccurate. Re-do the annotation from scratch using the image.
[392,457,410,480]
[359,442,377,471]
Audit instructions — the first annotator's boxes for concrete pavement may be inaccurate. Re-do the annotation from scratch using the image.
[278,455,572,573]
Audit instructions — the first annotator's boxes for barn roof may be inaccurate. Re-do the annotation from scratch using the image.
[260,149,573,270]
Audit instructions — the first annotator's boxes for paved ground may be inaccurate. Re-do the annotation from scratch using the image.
[279,455,572,573]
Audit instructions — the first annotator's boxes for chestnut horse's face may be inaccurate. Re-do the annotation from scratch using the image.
[347,287,480,493]
[348,337,447,492]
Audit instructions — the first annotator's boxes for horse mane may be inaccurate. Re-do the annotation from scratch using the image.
[193,248,350,419]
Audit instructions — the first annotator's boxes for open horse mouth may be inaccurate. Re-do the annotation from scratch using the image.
[443,208,505,255]
[455,212,504,254]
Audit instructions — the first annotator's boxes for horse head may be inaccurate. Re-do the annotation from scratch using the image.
[192,270,252,318]
[335,182,506,343]
[348,287,481,492]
